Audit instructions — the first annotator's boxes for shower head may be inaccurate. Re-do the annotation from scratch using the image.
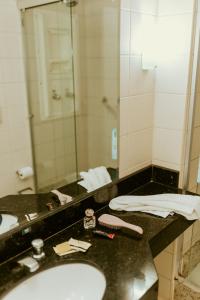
[64,0,79,7]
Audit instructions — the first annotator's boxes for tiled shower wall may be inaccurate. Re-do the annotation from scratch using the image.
[119,0,156,178]
[153,0,195,174]
[120,0,195,180]
[0,0,34,197]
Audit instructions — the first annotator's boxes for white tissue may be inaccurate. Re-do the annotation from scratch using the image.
[17,167,33,180]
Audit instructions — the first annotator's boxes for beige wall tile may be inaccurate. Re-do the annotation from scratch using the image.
[188,158,199,190]
[154,94,186,130]
[190,126,200,159]
[121,0,131,10]
[131,0,158,14]
[120,56,130,97]
[157,275,172,300]
[0,0,34,194]
[156,55,190,94]
[153,128,183,167]
[193,93,200,127]
[120,128,152,174]
[120,94,153,135]
[120,10,131,55]
[157,15,193,57]
[158,0,194,15]
[154,251,173,279]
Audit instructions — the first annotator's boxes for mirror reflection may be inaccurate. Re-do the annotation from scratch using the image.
[23,0,119,193]
[0,0,120,235]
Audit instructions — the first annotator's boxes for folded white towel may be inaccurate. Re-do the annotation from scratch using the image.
[78,166,112,192]
[109,194,200,220]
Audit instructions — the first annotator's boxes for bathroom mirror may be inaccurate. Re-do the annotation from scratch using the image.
[23,0,120,193]
[0,0,120,236]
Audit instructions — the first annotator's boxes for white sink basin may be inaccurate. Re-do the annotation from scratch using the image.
[0,214,19,234]
[3,263,106,300]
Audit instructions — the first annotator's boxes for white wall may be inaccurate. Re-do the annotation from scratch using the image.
[119,0,157,178]
[119,0,195,183]
[0,0,34,196]
[152,0,195,173]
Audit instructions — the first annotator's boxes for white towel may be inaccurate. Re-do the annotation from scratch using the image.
[78,166,112,192]
[109,194,200,220]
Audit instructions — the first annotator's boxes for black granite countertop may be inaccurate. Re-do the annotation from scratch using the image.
[0,182,193,300]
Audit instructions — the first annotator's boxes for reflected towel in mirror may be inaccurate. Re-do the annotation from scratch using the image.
[78,166,112,192]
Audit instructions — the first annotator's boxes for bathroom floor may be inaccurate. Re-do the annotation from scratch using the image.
[174,263,200,300]
[174,282,200,300]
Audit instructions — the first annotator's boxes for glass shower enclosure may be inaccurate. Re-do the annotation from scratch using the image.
[22,0,120,193]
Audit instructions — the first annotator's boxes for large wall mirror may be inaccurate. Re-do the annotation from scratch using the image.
[23,0,120,193]
[0,0,120,237]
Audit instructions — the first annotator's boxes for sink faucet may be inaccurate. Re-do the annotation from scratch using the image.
[17,239,45,273]
[18,257,39,272]
[31,239,45,260]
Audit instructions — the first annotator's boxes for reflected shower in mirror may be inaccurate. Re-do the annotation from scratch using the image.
[23,0,120,193]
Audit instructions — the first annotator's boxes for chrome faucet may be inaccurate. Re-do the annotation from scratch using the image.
[31,239,45,260]
[17,239,45,272]
[18,257,39,272]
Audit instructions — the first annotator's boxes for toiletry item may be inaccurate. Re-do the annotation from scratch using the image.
[51,190,73,205]
[53,238,92,256]
[68,238,92,251]
[112,128,118,160]
[98,214,143,235]
[84,208,96,229]
[93,230,115,240]
[16,166,33,180]
[46,202,54,211]
[53,242,78,256]
[25,213,38,221]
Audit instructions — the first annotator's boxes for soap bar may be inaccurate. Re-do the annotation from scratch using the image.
[53,238,92,256]
[68,238,91,251]
[53,242,78,256]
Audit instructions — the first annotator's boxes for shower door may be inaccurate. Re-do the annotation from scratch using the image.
[72,0,120,175]
[23,2,77,192]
